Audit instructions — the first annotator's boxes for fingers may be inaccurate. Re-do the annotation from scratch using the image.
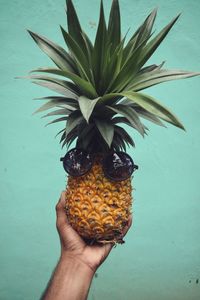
[121,214,133,238]
[104,242,115,256]
[104,215,132,250]
[56,191,68,229]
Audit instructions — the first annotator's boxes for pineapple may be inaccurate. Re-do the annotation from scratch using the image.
[65,157,133,243]
[25,0,199,244]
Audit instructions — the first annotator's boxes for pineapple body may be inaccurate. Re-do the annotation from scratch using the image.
[65,158,132,243]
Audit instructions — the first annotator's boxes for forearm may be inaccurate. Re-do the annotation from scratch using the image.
[41,255,95,300]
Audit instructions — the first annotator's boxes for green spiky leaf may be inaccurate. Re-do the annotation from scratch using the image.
[66,0,90,59]
[107,0,121,50]
[134,8,157,49]
[60,26,92,82]
[121,91,185,129]
[78,96,100,123]
[95,119,114,147]
[33,96,78,108]
[92,1,107,92]
[33,99,76,114]
[128,68,200,91]
[42,108,71,118]
[31,78,78,98]
[108,104,146,136]
[138,14,181,68]
[55,128,65,138]
[27,30,76,72]
[107,34,152,92]
[29,70,97,98]
[114,125,135,147]
[65,111,83,137]
[120,100,166,127]
[45,116,68,126]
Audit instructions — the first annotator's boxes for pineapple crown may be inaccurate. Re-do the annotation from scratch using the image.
[25,0,199,153]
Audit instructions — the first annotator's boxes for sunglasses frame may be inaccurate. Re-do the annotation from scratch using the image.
[102,151,138,181]
[60,148,138,182]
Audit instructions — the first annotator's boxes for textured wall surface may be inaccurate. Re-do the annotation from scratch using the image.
[0,0,200,299]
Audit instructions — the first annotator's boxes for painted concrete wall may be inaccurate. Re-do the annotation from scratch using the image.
[0,0,200,299]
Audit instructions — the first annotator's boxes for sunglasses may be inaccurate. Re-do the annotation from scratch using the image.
[60,148,138,182]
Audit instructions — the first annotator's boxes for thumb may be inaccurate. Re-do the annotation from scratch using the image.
[55,191,69,229]
[56,191,85,248]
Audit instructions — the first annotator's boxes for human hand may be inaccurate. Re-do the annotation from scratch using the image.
[56,191,132,273]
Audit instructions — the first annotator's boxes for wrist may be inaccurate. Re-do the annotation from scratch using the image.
[41,252,95,299]
[59,252,96,277]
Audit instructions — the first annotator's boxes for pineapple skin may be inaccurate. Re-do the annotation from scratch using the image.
[65,158,133,244]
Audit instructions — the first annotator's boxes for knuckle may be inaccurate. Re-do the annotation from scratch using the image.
[56,220,63,233]
[56,220,61,230]
[56,220,59,230]
[128,215,133,227]
[55,203,61,211]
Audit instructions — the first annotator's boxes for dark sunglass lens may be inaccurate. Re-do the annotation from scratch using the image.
[61,149,93,176]
[103,152,137,181]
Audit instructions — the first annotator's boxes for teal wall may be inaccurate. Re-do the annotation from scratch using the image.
[0,0,200,299]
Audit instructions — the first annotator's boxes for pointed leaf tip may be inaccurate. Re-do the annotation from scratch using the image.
[138,13,182,68]
[95,119,114,148]
[78,96,100,123]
